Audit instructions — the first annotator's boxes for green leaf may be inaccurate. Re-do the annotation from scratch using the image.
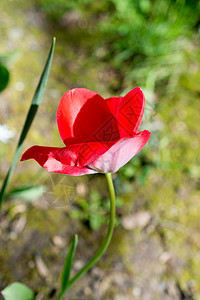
[2,282,35,300]
[57,235,78,299]
[0,50,21,67]
[7,185,46,201]
[61,235,78,291]
[0,37,56,209]
[0,65,10,92]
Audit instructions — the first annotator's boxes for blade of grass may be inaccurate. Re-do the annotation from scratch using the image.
[56,235,78,300]
[0,37,56,209]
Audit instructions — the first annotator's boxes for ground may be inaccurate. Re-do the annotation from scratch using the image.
[0,1,200,299]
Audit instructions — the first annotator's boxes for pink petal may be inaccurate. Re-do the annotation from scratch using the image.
[20,141,114,176]
[57,88,120,145]
[87,130,151,174]
[105,87,145,137]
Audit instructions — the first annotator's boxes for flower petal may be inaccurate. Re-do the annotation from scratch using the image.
[87,130,151,174]
[57,88,119,145]
[20,141,114,176]
[106,87,145,137]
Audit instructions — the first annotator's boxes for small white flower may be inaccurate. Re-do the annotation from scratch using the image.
[0,124,15,143]
[15,81,25,92]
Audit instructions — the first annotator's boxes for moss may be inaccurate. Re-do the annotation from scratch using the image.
[1,0,200,297]
[25,206,69,235]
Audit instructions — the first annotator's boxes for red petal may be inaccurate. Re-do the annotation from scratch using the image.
[106,87,145,137]
[20,141,114,176]
[87,130,151,173]
[57,88,120,145]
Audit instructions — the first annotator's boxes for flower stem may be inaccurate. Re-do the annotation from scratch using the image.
[61,173,115,295]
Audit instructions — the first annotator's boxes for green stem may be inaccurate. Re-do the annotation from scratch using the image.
[60,173,115,296]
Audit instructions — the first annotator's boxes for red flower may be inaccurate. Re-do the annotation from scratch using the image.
[21,88,151,175]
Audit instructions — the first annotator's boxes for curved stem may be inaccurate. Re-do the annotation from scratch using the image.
[64,173,115,292]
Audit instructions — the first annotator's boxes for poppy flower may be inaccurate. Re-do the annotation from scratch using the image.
[21,88,151,175]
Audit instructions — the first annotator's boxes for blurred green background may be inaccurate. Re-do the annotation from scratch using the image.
[0,0,200,299]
